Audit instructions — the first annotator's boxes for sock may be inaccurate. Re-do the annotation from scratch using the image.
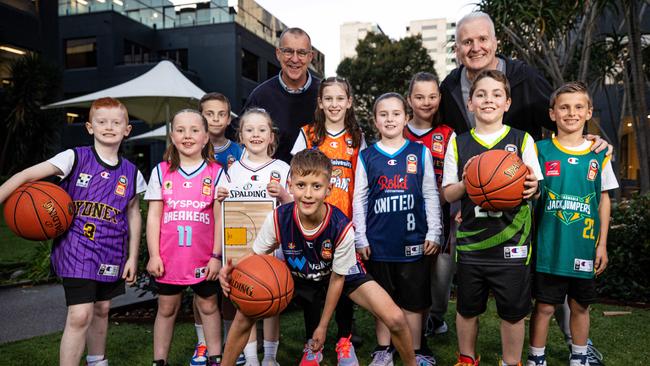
[529,346,545,356]
[263,340,279,360]
[244,341,259,362]
[195,323,206,345]
[86,355,105,364]
[223,320,232,343]
[571,343,588,355]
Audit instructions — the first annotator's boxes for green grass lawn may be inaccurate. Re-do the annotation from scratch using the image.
[0,203,42,266]
[1,301,648,365]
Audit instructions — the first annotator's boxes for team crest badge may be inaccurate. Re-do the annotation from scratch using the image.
[432,133,443,142]
[545,161,561,176]
[346,138,353,147]
[505,144,518,153]
[163,181,173,194]
[432,142,444,153]
[115,175,127,196]
[346,147,354,155]
[202,177,212,196]
[406,154,417,174]
[587,159,599,181]
[270,171,281,183]
[76,173,92,188]
[321,239,332,260]
[227,155,236,168]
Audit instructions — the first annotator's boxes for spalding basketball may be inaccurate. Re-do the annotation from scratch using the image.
[464,149,528,211]
[229,255,294,319]
[3,181,75,240]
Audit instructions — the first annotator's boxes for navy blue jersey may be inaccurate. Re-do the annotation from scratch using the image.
[213,139,243,172]
[274,202,365,281]
[360,141,428,262]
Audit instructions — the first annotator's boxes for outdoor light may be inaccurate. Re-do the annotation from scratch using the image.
[0,45,26,55]
[627,122,633,127]
[77,0,88,5]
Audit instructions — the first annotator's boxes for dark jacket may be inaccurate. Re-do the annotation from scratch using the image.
[440,56,555,141]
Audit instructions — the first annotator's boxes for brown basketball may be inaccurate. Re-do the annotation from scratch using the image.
[229,254,294,319]
[3,181,75,241]
[464,149,528,211]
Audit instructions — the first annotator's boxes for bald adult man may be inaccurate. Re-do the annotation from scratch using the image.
[440,12,555,140]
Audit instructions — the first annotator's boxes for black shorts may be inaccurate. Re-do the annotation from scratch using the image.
[154,279,220,298]
[366,257,431,312]
[292,271,373,304]
[62,278,125,306]
[456,263,531,321]
[533,272,597,306]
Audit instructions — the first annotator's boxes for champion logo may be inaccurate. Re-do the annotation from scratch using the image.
[183,181,192,188]
[568,157,579,164]
[100,171,110,179]
[387,159,397,166]
[251,175,260,181]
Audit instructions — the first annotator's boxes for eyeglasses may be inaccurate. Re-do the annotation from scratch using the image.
[279,47,312,59]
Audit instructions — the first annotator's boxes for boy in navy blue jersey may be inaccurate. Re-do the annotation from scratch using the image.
[201,92,243,171]
[219,149,416,366]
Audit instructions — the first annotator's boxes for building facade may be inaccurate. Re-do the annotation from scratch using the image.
[339,21,383,61]
[406,18,456,80]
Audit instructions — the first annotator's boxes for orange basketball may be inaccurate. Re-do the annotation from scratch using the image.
[229,254,294,319]
[464,149,528,211]
[3,181,75,241]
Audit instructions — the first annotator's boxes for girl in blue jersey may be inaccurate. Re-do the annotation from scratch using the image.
[352,92,442,365]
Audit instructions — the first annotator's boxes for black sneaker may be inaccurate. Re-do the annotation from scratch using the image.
[152,360,167,366]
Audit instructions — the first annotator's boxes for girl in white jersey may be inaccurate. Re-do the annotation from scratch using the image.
[219,108,291,366]
[145,110,226,366]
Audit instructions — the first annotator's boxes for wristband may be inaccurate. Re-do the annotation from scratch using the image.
[211,253,222,260]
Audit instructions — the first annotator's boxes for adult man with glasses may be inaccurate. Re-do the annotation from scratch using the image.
[238,27,320,164]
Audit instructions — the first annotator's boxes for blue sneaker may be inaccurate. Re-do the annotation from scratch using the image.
[336,335,359,366]
[570,353,589,366]
[586,340,604,366]
[236,353,246,366]
[416,354,437,365]
[190,344,208,366]
[526,354,547,366]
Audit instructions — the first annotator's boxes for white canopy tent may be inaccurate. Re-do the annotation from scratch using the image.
[42,60,205,125]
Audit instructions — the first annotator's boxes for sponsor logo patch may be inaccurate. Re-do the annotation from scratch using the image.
[545,161,561,176]
[114,175,127,196]
[76,173,92,188]
[587,159,599,181]
[406,154,417,174]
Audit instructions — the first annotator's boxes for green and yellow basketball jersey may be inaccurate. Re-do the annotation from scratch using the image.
[535,138,609,279]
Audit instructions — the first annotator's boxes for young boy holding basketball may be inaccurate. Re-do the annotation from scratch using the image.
[442,70,542,366]
[219,149,417,366]
[526,82,618,366]
[0,97,146,366]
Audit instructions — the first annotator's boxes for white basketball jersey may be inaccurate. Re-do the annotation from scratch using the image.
[225,157,290,200]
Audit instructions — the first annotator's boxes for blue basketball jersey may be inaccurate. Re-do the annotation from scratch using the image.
[274,202,365,281]
[213,140,243,171]
[359,141,428,262]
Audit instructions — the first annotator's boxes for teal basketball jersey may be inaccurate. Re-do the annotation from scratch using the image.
[535,138,609,279]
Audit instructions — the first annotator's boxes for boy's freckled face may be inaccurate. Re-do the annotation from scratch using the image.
[549,93,593,135]
[202,100,231,137]
[289,171,332,218]
[86,107,131,146]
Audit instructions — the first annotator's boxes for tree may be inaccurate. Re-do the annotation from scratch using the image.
[478,0,650,193]
[336,33,435,142]
[0,54,63,175]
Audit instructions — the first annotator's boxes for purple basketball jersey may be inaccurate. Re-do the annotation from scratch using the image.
[51,146,138,282]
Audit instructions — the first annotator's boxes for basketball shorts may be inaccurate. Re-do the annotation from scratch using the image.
[456,262,531,321]
[533,272,598,306]
[366,257,432,312]
[154,279,220,298]
[62,277,125,306]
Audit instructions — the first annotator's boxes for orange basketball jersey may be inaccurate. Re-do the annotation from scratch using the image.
[301,125,360,219]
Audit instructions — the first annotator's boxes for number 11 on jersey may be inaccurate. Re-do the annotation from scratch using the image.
[177,225,193,247]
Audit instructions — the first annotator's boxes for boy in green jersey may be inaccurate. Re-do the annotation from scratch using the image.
[527,82,618,366]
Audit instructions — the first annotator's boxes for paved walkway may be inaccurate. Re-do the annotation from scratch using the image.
[0,283,155,344]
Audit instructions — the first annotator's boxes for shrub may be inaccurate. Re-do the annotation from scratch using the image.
[596,193,650,303]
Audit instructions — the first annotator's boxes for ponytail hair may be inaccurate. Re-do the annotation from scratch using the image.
[312,77,362,148]
[163,109,215,171]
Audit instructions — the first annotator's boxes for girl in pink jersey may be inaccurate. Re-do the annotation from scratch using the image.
[145,110,226,366]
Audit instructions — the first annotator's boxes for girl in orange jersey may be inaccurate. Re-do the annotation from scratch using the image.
[290,76,365,365]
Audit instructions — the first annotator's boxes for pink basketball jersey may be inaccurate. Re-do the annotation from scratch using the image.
[158,160,222,284]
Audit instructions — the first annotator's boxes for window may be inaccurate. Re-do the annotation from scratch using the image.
[158,49,188,69]
[267,62,280,80]
[65,38,97,69]
[124,40,150,64]
[422,24,438,30]
[423,36,438,42]
[242,48,259,81]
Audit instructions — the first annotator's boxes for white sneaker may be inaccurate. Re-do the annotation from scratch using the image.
[261,358,279,366]
[369,348,393,366]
